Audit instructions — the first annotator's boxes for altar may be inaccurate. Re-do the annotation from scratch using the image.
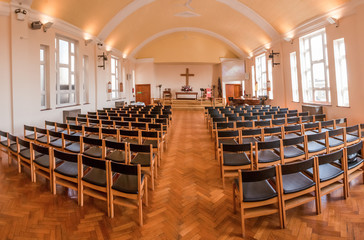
[175,92,198,100]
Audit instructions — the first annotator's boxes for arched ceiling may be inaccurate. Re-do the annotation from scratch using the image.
[24,0,350,60]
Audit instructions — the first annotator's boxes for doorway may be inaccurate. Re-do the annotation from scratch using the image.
[225,84,242,105]
[135,84,151,105]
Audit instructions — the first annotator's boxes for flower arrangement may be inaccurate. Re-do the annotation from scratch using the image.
[181,85,193,92]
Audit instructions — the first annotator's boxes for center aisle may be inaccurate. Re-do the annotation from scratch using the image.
[132,109,240,239]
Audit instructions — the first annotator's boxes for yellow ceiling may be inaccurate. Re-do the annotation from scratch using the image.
[239,0,349,33]
[105,0,270,57]
[135,31,238,63]
[31,0,133,36]
[25,0,350,61]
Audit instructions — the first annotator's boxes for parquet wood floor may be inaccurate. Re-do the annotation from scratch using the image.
[1,109,364,239]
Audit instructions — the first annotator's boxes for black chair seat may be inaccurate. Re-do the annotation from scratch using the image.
[283,146,305,158]
[122,138,139,144]
[65,143,81,153]
[112,174,144,194]
[305,130,319,135]
[70,132,83,137]
[256,150,281,163]
[234,179,277,202]
[25,134,36,140]
[284,133,301,139]
[130,153,155,167]
[223,152,250,166]
[85,134,100,139]
[49,139,64,148]
[0,140,7,146]
[82,168,107,187]
[306,164,343,182]
[19,149,42,159]
[335,134,359,143]
[83,147,103,158]
[335,156,364,170]
[218,139,238,146]
[264,136,280,142]
[318,138,343,148]
[242,137,258,144]
[36,136,49,143]
[281,172,315,194]
[34,155,62,168]
[298,141,326,153]
[9,143,26,153]
[104,136,118,142]
[54,162,79,178]
[106,150,126,163]
[143,140,158,148]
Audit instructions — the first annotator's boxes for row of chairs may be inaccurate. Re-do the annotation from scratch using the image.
[0,133,159,226]
[217,125,362,185]
[233,145,363,237]
[208,113,328,131]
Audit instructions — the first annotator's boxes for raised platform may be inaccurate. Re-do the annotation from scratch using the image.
[158,98,225,109]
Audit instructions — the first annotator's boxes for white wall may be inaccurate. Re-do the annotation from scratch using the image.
[0,7,134,135]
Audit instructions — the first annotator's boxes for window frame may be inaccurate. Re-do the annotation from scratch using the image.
[110,56,120,100]
[333,38,349,107]
[267,59,273,99]
[255,53,267,97]
[55,35,78,107]
[290,52,300,102]
[299,29,330,104]
[40,45,48,109]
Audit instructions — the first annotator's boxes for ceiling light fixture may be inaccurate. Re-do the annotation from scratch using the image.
[85,39,93,46]
[43,22,53,32]
[327,17,339,27]
[14,9,27,21]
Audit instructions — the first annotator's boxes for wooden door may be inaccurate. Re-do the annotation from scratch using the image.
[225,84,242,105]
[135,84,151,105]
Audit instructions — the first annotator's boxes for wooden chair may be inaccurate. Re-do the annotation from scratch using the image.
[306,149,347,213]
[141,131,162,167]
[24,125,36,142]
[254,120,272,128]
[63,133,82,153]
[45,121,57,131]
[286,117,301,126]
[81,136,105,159]
[300,115,314,124]
[335,125,361,147]
[56,122,69,134]
[262,126,283,142]
[48,130,67,150]
[68,124,83,136]
[215,130,240,160]
[313,114,326,122]
[34,127,49,145]
[84,126,101,139]
[236,121,254,130]
[104,140,127,164]
[119,129,140,144]
[304,132,328,158]
[271,118,286,127]
[32,143,61,192]
[319,120,335,132]
[336,141,364,197]
[283,124,303,139]
[281,135,306,163]
[254,140,283,169]
[129,143,156,191]
[0,130,9,155]
[233,166,283,237]
[277,157,319,227]
[220,143,253,188]
[7,134,19,166]
[101,128,119,142]
[241,128,262,144]
[115,121,130,130]
[323,128,346,153]
[334,118,347,129]
[52,149,81,204]
[303,122,320,135]
[79,155,110,216]
[17,138,39,180]
[109,162,148,225]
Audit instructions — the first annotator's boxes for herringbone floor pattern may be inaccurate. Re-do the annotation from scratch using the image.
[1,109,364,239]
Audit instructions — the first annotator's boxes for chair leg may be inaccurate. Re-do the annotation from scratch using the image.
[240,207,245,238]
[52,175,57,195]
[17,157,21,174]
[233,183,236,213]
[139,195,143,226]
[80,182,84,207]
[110,193,114,218]
[150,172,155,191]
[144,180,148,207]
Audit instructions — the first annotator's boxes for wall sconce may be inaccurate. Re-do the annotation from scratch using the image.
[14,9,27,21]
[283,37,293,44]
[85,39,93,46]
[43,22,53,32]
[268,50,280,67]
[327,17,339,27]
[97,42,103,50]
[98,52,108,70]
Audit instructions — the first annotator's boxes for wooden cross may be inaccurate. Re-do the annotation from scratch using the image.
[180,68,194,86]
